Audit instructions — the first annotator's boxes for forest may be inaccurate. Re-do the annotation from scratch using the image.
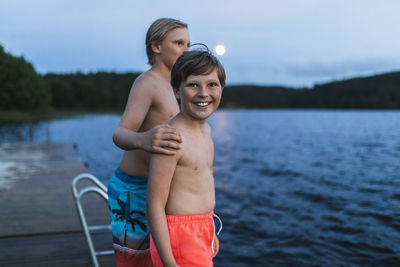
[221,71,400,109]
[1,44,399,111]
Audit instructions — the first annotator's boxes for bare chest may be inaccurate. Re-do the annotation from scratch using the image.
[179,134,214,172]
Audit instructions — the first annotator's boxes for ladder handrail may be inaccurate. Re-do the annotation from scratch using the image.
[71,174,113,267]
[72,173,108,197]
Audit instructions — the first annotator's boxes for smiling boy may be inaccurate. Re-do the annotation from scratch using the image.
[147,50,225,267]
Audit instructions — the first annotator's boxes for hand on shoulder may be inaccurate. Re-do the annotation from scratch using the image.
[144,124,182,155]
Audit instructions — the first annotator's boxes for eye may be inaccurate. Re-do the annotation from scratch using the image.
[186,82,198,87]
[176,41,184,46]
[208,82,219,87]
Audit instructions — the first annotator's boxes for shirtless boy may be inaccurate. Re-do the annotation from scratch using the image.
[147,50,226,267]
[107,18,190,266]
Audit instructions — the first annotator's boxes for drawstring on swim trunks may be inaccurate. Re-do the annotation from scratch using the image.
[213,214,223,235]
[211,213,223,250]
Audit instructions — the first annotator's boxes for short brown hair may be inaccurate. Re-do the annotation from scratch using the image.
[171,50,226,90]
[145,18,188,66]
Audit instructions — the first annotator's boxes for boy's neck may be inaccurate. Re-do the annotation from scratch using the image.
[175,112,208,130]
[150,61,172,82]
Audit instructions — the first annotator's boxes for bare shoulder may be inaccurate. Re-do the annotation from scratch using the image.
[118,70,162,129]
[134,70,172,102]
[130,70,159,96]
[168,115,185,129]
[168,118,187,153]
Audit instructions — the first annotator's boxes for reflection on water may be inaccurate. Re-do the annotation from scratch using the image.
[211,111,234,144]
[1,110,400,266]
[209,110,400,266]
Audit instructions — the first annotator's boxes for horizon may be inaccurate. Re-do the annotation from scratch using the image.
[1,0,400,87]
[38,67,400,89]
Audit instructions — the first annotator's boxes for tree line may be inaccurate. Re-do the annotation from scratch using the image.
[0,45,50,110]
[1,44,399,111]
[45,72,139,109]
[220,71,400,109]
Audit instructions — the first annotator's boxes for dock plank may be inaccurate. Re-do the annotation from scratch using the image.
[0,232,114,267]
[0,143,114,266]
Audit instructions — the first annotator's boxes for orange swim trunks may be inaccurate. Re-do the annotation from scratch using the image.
[150,211,221,267]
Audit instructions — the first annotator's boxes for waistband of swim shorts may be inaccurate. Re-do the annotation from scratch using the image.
[114,167,148,185]
[166,211,214,223]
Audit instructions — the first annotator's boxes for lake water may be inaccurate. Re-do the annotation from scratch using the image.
[1,110,400,266]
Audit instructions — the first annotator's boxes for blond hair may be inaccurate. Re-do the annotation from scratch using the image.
[145,18,188,66]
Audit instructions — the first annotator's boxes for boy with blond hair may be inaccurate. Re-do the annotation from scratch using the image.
[108,18,190,266]
[147,49,225,267]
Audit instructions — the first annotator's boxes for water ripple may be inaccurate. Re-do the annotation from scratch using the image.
[2,110,400,266]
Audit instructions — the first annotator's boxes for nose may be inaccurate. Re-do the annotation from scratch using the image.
[197,85,208,98]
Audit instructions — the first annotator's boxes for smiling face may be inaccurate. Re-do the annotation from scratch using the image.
[175,69,223,121]
[153,27,190,70]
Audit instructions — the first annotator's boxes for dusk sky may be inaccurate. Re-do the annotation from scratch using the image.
[1,0,399,87]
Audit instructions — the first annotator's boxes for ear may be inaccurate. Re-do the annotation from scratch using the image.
[174,88,180,99]
[151,42,161,54]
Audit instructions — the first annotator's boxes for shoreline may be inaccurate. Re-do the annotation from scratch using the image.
[2,108,400,124]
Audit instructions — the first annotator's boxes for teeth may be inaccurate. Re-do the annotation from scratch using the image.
[196,102,210,107]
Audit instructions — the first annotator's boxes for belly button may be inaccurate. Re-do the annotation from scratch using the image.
[194,166,198,171]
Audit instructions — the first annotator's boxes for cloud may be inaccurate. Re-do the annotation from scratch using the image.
[283,57,400,77]
[224,57,400,87]
[2,0,400,86]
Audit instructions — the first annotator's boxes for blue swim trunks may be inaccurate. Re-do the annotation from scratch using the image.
[107,168,152,266]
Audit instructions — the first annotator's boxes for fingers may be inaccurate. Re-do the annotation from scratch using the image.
[151,140,179,154]
[147,125,182,154]
[162,133,182,143]
[158,140,180,150]
[150,139,180,155]
[155,125,182,143]
[152,146,177,155]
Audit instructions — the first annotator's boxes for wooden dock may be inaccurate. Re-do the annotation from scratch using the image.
[0,143,114,266]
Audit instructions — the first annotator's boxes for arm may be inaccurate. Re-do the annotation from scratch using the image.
[147,152,181,267]
[113,124,181,155]
[112,79,181,155]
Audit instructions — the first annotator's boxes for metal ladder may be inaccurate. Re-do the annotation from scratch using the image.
[72,173,114,267]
